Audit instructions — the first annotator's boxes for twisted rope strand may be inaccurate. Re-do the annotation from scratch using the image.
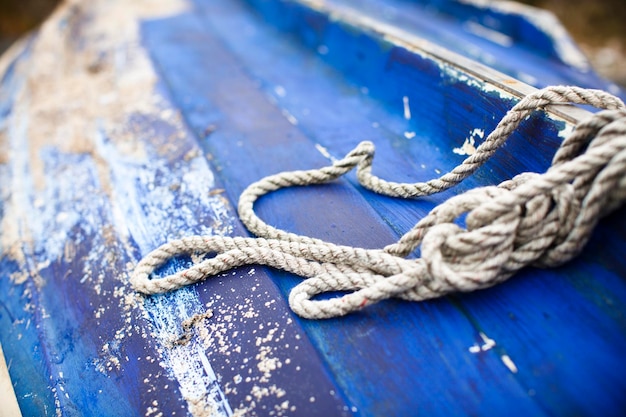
[131,86,626,319]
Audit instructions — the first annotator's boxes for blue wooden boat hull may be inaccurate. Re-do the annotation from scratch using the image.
[0,0,624,416]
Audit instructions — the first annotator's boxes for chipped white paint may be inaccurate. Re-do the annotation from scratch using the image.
[453,137,476,156]
[315,143,336,162]
[147,292,233,417]
[404,131,416,139]
[443,66,511,96]
[468,331,496,353]
[402,96,411,120]
[500,354,518,373]
[282,109,298,125]
[468,333,518,373]
[479,332,496,351]
[557,121,575,141]
[468,345,481,354]
[453,128,483,156]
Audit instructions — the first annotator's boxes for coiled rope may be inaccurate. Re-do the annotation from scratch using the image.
[131,86,626,319]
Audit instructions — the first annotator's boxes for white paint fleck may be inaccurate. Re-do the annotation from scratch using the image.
[404,131,416,139]
[557,122,575,141]
[501,354,518,373]
[402,96,411,120]
[453,137,476,156]
[453,128,484,156]
[282,109,298,125]
[479,332,496,351]
[468,345,481,354]
[314,143,335,162]
[274,85,286,97]
[469,332,496,353]
[471,128,485,139]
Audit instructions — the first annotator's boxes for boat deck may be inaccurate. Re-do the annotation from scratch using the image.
[0,0,625,416]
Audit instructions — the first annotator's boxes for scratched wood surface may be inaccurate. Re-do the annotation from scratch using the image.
[0,0,625,416]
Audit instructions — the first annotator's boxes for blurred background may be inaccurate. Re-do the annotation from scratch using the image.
[0,0,624,86]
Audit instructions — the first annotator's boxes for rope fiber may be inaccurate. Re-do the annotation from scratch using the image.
[131,86,626,319]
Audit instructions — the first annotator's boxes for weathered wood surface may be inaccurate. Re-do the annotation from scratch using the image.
[0,0,625,416]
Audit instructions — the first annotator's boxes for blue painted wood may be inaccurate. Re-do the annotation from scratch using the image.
[1,0,625,416]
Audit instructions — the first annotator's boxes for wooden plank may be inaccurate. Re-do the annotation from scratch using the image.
[0,344,22,417]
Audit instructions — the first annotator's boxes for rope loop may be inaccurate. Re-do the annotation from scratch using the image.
[131,86,626,319]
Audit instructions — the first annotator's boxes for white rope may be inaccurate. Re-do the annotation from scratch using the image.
[131,86,626,319]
